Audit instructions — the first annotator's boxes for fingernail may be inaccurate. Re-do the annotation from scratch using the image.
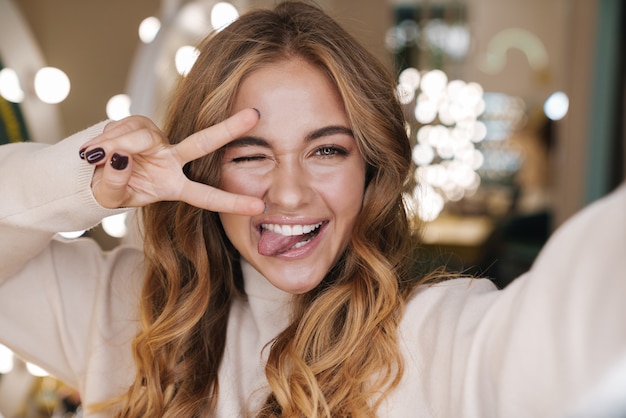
[253,108,261,119]
[85,147,106,163]
[110,153,129,170]
[79,147,87,159]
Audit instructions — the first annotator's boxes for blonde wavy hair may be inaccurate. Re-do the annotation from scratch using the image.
[107,1,440,417]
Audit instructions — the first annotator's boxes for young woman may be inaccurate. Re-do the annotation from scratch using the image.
[1,1,625,417]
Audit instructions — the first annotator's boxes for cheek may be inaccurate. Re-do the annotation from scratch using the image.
[220,169,263,196]
[218,212,249,254]
[322,166,366,222]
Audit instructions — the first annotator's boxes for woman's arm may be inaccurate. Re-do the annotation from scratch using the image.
[0,122,124,279]
[464,183,626,417]
[398,183,626,418]
[0,107,265,279]
[0,122,138,390]
[0,109,267,392]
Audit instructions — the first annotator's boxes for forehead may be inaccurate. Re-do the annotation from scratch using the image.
[231,59,349,138]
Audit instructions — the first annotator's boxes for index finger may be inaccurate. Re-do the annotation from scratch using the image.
[172,108,260,164]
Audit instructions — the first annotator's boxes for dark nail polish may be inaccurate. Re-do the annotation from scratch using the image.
[253,108,261,119]
[79,147,87,159]
[85,147,106,163]
[110,153,129,170]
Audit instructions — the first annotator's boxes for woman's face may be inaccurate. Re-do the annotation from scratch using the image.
[219,59,366,294]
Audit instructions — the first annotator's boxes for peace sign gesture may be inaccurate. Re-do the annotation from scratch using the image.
[80,108,265,215]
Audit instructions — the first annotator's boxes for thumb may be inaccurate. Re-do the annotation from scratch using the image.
[92,153,132,208]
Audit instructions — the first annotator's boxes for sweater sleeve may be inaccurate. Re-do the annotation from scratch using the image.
[397,183,626,418]
[0,124,141,393]
[462,182,626,417]
[0,121,123,278]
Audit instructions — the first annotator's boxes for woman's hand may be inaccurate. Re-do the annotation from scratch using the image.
[79,108,265,215]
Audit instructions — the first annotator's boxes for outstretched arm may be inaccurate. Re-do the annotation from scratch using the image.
[465,183,626,417]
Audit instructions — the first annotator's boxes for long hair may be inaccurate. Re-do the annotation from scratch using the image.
[110,1,437,417]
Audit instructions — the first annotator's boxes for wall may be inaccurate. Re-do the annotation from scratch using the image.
[15,0,161,136]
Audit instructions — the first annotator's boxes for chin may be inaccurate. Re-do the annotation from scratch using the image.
[277,281,320,295]
[262,264,327,294]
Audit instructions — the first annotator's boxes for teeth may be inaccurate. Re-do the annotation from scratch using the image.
[292,238,312,249]
[262,222,323,236]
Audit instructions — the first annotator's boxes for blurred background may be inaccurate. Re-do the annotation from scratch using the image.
[0,0,624,416]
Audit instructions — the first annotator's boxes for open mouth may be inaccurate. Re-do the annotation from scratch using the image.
[258,221,325,256]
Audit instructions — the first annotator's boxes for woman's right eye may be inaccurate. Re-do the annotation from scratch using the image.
[231,155,268,163]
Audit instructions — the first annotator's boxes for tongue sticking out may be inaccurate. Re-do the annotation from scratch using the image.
[258,230,304,256]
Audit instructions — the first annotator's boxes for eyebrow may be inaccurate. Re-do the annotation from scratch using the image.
[223,125,354,149]
[306,125,354,141]
[223,136,269,149]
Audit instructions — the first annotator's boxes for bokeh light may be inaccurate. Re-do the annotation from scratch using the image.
[178,2,210,35]
[399,68,486,222]
[106,94,132,121]
[398,67,421,91]
[138,16,161,44]
[420,69,448,99]
[0,68,24,103]
[102,212,128,238]
[544,91,569,121]
[34,67,70,104]
[211,2,239,31]
[26,362,48,377]
[413,184,445,222]
[58,230,86,239]
[175,45,200,76]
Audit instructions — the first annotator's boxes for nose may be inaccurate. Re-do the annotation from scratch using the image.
[264,160,312,211]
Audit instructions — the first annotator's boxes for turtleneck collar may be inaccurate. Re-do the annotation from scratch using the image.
[238,259,293,347]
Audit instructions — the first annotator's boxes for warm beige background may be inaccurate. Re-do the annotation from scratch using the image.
[14,0,392,136]
[16,0,162,134]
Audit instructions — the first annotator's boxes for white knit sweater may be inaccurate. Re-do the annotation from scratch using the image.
[1,123,625,417]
